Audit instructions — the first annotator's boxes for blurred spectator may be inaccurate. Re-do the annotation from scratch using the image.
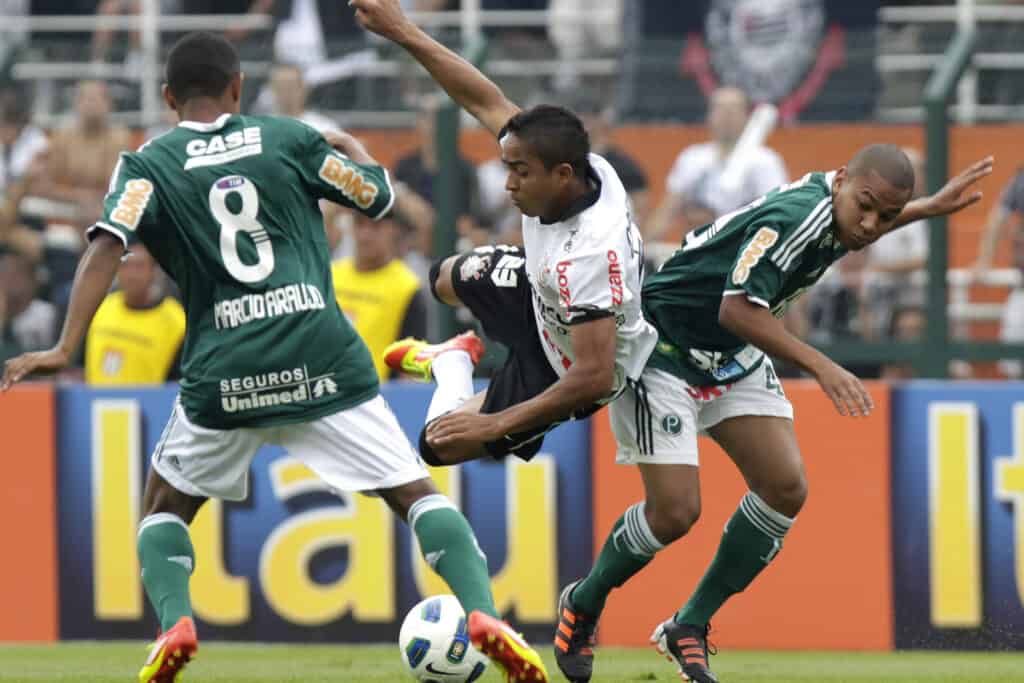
[84,245,184,385]
[274,0,366,67]
[394,97,480,243]
[645,86,788,240]
[92,1,277,64]
[864,147,929,335]
[0,0,29,83]
[806,247,880,378]
[574,96,649,224]
[31,80,130,225]
[0,250,57,364]
[267,61,339,132]
[880,305,926,380]
[548,0,622,91]
[179,0,276,47]
[474,156,521,246]
[973,165,1024,378]
[0,89,82,309]
[0,88,48,198]
[332,211,427,381]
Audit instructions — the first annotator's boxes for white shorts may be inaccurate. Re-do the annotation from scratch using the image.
[152,395,428,501]
[610,359,794,466]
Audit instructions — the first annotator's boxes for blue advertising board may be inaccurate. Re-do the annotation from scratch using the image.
[56,383,592,642]
[892,382,1024,649]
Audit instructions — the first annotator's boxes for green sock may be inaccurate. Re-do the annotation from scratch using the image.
[409,495,498,618]
[571,503,663,618]
[675,492,793,626]
[137,514,195,632]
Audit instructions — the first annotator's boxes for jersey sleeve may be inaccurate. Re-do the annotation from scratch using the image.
[88,153,160,250]
[300,125,395,220]
[555,247,631,325]
[723,223,786,308]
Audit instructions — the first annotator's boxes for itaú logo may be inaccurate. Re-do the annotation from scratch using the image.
[556,260,571,308]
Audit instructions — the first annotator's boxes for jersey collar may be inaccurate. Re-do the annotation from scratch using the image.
[178,113,232,132]
[540,166,602,225]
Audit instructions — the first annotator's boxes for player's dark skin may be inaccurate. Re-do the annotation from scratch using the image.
[638,156,994,544]
[0,67,448,526]
[352,0,619,465]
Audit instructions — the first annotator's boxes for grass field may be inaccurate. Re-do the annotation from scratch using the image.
[1,643,1023,683]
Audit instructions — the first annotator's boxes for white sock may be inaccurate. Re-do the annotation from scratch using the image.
[426,350,475,422]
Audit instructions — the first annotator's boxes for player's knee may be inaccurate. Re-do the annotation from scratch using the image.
[429,256,462,307]
[648,497,701,544]
[759,471,808,519]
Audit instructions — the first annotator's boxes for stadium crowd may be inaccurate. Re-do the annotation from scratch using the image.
[0,1,1022,384]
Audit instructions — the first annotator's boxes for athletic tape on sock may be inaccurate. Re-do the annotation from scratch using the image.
[619,503,664,557]
[138,512,189,537]
[407,493,457,530]
[739,491,794,540]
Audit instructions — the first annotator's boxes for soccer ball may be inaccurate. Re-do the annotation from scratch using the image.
[398,595,489,682]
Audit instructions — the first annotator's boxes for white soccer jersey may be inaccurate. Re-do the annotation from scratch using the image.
[522,153,658,396]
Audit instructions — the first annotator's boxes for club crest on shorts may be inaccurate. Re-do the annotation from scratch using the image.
[459,254,491,281]
[661,414,683,435]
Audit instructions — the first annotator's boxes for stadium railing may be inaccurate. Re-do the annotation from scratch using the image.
[7,4,621,130]
[878,2,1024,123]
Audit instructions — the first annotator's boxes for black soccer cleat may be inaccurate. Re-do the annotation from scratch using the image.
[553,581,598,683]
[650,619,719,683]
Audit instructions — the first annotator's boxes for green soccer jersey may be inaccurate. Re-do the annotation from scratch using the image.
[90,113,394,428]
[644,171,846,387]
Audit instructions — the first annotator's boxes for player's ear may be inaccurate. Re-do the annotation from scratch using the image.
[556,162,574,185]
[230,73,243,104]
[162,84,177,113]
[833,166,847,193]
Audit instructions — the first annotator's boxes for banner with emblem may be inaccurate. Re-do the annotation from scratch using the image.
[675,0,880,121]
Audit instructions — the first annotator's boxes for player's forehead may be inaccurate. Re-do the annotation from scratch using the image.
[499,132,537,166]
[854,169,910,212]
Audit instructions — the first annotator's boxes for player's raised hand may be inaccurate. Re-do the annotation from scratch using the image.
[812,359,873,418]
[349,0,413,42]
[923,155,994,217]
[0,348,70,392]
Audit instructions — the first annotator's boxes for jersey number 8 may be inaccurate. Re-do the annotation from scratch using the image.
[210,175,275,284]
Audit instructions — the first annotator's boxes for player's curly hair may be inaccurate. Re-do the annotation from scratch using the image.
[165,32,240,104]
[504,105,591,178]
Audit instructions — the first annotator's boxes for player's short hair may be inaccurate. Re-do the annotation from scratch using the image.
[848,144,915,192]
[165,32,240,103]
[505,105,590,178]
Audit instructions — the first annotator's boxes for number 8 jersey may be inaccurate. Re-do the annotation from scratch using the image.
[89,114,393,429]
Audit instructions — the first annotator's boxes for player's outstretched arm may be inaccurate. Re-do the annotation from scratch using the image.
[0,231,122,391]
[349,0,519,137]
[718,294,873,418]
[890,155,994,231]
[322,130,379,167]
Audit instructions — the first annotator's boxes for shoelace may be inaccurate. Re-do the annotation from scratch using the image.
[704,622,718,657]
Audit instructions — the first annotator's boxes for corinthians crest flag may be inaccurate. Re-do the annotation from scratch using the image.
[665,0,880,122]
